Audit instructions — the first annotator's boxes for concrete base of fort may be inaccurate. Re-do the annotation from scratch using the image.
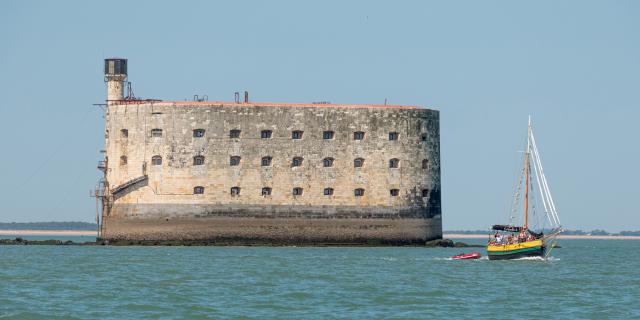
[101,204,442,245]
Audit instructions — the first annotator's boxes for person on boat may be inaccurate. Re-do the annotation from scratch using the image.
[495,233,502,243]
[518,231,526,242]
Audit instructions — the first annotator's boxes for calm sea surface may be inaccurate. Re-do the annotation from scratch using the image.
[0,238,638,319]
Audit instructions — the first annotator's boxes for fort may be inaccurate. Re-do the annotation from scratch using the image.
[96,58,442,245]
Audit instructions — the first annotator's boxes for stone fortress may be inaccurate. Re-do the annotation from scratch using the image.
[97,58,442,244]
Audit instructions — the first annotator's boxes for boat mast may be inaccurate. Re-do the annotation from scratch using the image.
[523,116,531,231]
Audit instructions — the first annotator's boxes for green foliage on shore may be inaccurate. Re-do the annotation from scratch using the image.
[0,222,97,230]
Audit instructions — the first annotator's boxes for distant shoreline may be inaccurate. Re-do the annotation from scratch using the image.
[1,230,639,240]
[444,233,640,240]
[0,230,96,236]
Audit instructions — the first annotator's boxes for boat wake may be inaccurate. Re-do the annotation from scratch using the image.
[433,257,453,261]
[511,256,560,262]
[434,256,559,262]
[434,256,489,261]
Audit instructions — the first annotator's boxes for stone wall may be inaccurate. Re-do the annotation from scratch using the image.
[102,102,441,244]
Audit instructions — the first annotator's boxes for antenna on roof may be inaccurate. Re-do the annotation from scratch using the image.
[234,92,240,103]
[125,82,136,100]
[244,91,249,103]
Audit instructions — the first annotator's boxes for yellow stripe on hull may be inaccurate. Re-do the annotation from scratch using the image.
[486,239,543,252]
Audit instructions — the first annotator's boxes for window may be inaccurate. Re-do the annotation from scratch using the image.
[354,188,365,197]
[193,129,205,138]
[389,158,400,168]
[292,130,304,140]
[151,155,162,166]
[194,186,205,194]
[389,132,398,141]
[421,134,428,142]
[323,157,334,167]
[231,187,241,196]
[292,157,303,167]
[422,189,429,197]
[261,130,272,139]
[120,156,127,165]
[261,156,272,166]
[354,158,364,168]
[151,129,163,137]
[293,187,304,196]
[121,129,128,138]
[324,188,334,196]
[390,189,400,196]
[323,131,334,140]
[353,131,365,140]
[262,187,272,196]
[422,159,429,169]
[230,156,241,166]
[230,129,241,138]
[193,155,205,166]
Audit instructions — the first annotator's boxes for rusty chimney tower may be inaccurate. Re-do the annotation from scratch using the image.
[104,58,128,102]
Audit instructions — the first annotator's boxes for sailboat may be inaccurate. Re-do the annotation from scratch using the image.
[487,117,563,260]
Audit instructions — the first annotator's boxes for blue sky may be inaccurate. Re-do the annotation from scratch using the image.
[0,0,638,231]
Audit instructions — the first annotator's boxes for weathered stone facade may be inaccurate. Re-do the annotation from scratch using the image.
[101,101,441,244]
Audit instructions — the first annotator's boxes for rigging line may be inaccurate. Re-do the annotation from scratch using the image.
[530,133,554,223]
[15,106,96,193]
[532,139,557,228]
[507,143,525,224]
[528,164,541,230]
[536,145,560,228]
[509,165,524,225]
[531,139,554,227]
[531,134,561,226]
[49,165,92,219]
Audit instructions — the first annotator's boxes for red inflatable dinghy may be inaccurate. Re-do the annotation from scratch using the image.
[452,252,481,260]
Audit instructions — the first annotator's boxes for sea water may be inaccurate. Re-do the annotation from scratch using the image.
[0,239,638,319]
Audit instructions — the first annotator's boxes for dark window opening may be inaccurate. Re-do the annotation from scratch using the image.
[293,187,304,196]
[193,129,205,138]
[323,131,335,140]
[292,130,304,140]
[230,156,241,166]
[390,189,400,196]
[120,156,127,165]
[354,131,365,140]
[261,156,272,166]
[292,157,303,167]
[421,134,428,141]
[422,159,429,169]
[151,155,162,166]
[194,186,205,194]
[324,188,334,196]
[261,130,273,139]
[193,156,205,166]
[354,158,364,168]
[230,129,241,138]
[354,188,365,197]
[422,189,429,197]
[389,158,400,168]
[231,187,241,196]
[151,129,163,137]
[323,157,334,167]
[389,132,398,141]
[262,187,272,196]
[121,129,128,138]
